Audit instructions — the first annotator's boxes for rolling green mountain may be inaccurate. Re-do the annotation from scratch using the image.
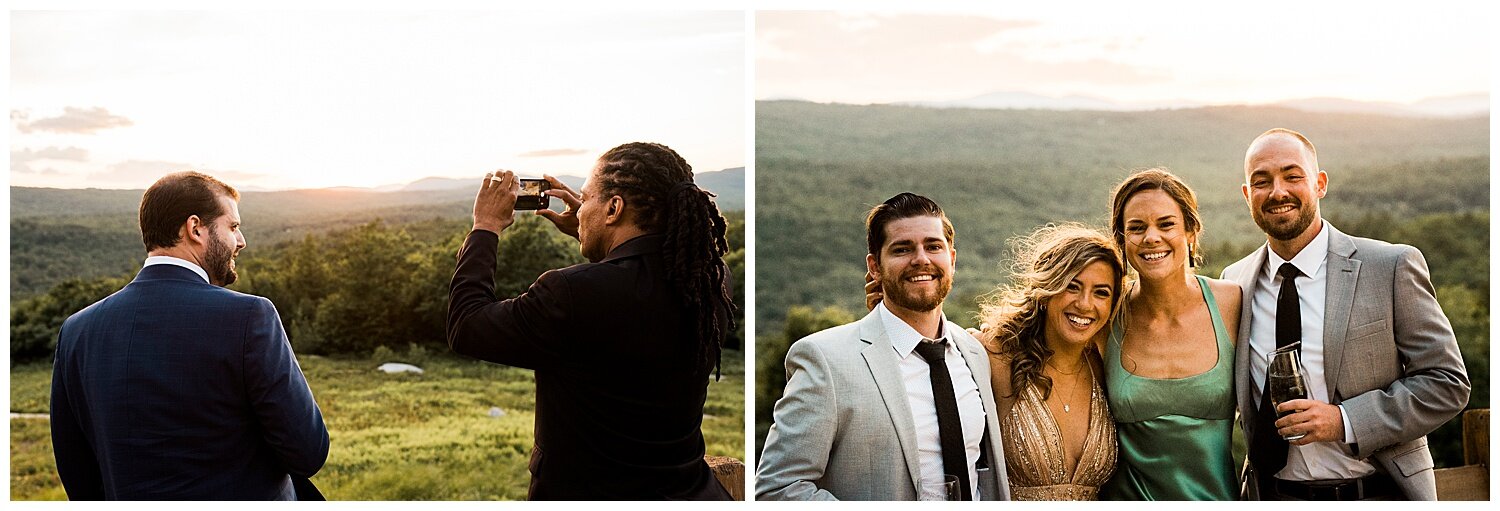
[754,100,1489,331]
[9,167,744,298]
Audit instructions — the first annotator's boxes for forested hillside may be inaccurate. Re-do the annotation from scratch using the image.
[754,100,1487,330]
[10,178,745,362]
[10,167,743,298]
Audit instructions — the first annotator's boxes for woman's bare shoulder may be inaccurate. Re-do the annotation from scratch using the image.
[1201,277,1241,308]
[1201,276,1243,341]
[988,350,1016,394]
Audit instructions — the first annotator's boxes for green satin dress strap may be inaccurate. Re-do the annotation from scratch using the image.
[1099,275,1237,501]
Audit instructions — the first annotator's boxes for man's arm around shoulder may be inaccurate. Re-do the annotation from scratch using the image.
[244,297,330,477]
[756,337,842,501]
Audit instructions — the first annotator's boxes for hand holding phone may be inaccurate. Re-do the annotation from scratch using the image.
[515,178,552,210]
[474,171,519,233]
[534,174,583,240]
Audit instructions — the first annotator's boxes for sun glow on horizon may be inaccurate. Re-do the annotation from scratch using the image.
[10,11,745,190]
[757,4,1490,107]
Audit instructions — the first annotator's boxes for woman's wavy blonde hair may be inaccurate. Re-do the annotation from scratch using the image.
[977,223,1123,400]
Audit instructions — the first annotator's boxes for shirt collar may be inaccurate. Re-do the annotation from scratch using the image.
[876,301,951,358]
[599,233,664,263]
[144,255,211,284]
[1263,219,1331,280]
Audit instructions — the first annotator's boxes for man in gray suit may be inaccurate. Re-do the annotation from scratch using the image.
[756,193,1009,501]
[1222,128,1469,500]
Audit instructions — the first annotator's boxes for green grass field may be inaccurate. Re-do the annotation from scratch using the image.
[9,348,746,500]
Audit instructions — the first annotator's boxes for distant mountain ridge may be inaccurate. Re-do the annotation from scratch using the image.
[899,91,1197,111]
[388,166,745,209]
[894,91,1488,118]
[369,167,744,210]
[11,167,745,219]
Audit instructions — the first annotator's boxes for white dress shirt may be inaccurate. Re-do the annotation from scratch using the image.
[1247,220,1375,481]
[876,303,986,499]
[144,255,210,284]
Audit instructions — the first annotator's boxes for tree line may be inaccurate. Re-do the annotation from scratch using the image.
[12,212,745,363]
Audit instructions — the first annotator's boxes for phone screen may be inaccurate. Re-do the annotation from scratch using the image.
[515,178,551,210]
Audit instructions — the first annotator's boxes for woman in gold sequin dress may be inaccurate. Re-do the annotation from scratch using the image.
[975,224,1125,500]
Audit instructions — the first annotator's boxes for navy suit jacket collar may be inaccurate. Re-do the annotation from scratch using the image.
[134,264,217,286]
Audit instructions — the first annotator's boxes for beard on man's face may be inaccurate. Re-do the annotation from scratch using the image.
[879,264,951,313]
[1253,196,1319,241]
[204,230,238,287]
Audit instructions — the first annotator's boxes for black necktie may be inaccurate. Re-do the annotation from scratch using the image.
[914,339,971,501]
[1251,263,1303,482]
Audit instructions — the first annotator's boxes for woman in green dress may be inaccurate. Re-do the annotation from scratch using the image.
[1098,168,1242,500]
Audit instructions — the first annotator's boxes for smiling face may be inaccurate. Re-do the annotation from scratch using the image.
[1244,134,1327,243]
[1042,260,1117,349]
[867,215,956,315]
[1121,189,1193,281]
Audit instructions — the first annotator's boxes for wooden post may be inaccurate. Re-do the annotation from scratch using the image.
[1436,408,1489,500]
[707,455,746,501]
[1462,408,1488,467]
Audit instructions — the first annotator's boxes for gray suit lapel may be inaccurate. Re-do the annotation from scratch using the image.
[954,332,993,412]
[858,313,923,495]
[1234,246,1268,426]
[953,329,1007,500]
[1322,226,1360,400]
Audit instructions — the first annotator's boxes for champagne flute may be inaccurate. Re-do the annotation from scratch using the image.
[920,474,962,501]
[1267,343,1310,441]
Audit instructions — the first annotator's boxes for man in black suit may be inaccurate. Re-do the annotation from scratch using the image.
[50,171,329,500]
[447,142,737,500]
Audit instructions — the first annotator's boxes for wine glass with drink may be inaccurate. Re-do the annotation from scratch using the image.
[920,474,962,501]
[1267,342,1310,441]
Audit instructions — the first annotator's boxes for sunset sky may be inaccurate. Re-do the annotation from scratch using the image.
[10,10,745,190]
[757,4,1490,106]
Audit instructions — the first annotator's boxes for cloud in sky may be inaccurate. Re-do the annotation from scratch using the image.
[756,12,1166,104]
[10,11,744,190]
[12,165,64,175]
[87,160,268,188]
[15,107,134,134]
[756,6,1489,105]
[11,145,90,174]
[517,148,590,158]
[13,145,90,163]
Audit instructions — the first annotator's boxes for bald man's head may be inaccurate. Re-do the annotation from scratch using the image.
[1242,128,1327,244]
[1246,128,1318,175]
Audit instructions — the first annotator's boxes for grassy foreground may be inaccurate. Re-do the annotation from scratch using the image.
[10,347,746,500]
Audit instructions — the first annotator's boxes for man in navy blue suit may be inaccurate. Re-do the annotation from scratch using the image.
[50,171,329,500]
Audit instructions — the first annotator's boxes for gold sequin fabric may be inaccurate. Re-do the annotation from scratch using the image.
[1000,371,1117,501]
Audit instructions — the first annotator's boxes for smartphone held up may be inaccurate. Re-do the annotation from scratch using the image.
[516,178,551,210]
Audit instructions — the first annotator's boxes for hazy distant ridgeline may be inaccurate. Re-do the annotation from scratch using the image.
[754,100,1488,331]
[10,167,744,219]
[9,167,744,298]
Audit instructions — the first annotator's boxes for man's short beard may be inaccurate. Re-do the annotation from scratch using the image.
[1255,203,1318,241]
[880,270,951,313]
[204,228,238,286]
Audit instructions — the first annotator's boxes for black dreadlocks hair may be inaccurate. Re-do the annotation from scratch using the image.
[596,142,737,380]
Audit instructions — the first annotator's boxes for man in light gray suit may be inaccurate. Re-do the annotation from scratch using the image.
[756,193,1009,501]
[1222,128,1469,500]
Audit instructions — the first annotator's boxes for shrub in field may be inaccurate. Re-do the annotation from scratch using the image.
[10,276,130,362]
